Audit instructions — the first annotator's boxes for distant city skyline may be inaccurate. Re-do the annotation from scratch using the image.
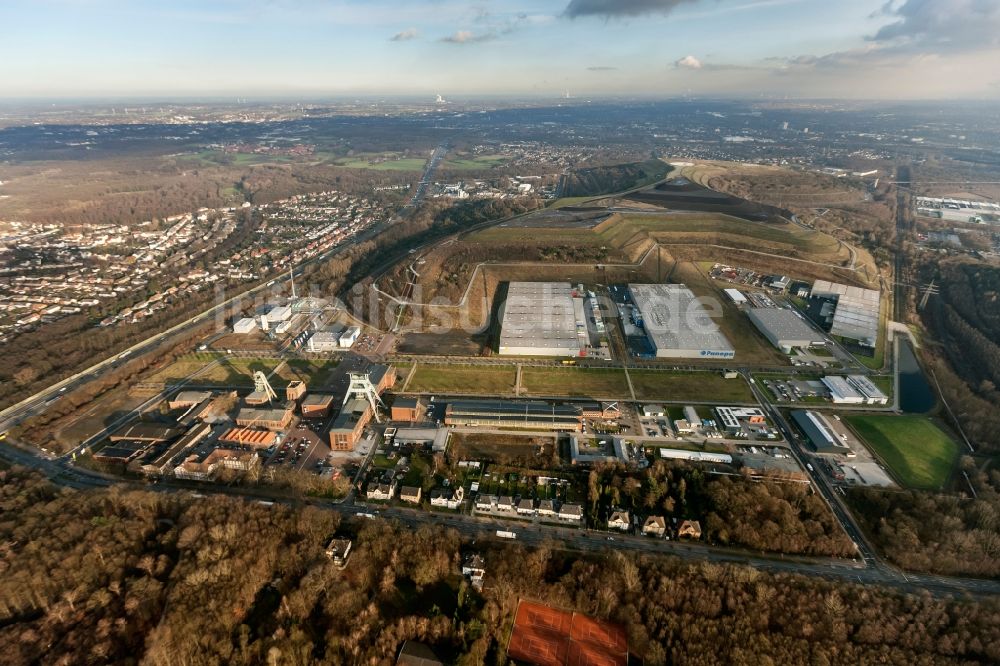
[4,0,999,100]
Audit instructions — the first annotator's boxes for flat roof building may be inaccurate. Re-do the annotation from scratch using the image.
[233,317,256,334]
[308,331,341,352]
[822,375,889,405]
[747,307,825,352]
[628,283,734,359]
[811,280,880,347]
[301,393,336,418]
[791,410,851,455]
[499,282,585,357]
[235,405,293,431]
[724,288,747,306]
[821,376,865,404]
[445,399,583,432]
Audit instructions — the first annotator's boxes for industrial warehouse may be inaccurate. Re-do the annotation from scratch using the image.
[445,399,584,431]
[746,307,826,352]
[822,375,889,405]
[628,283,735,359]
[791,410,852,455]
[811,280,881,348]
[498,282,586,357]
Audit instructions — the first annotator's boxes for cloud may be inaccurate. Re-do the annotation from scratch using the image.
[563,0,699,19]
[870,0,1000,50]
[674,55,703,69]
[390,27,418,42]
[587,66,618,71]
[439,30,496,44]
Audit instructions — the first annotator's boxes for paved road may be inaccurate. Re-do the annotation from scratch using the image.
[1,435,998,597]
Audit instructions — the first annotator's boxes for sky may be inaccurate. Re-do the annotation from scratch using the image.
[2,0,999,100]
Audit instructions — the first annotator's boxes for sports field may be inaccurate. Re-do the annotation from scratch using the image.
[846,415,958,489]
[406,363,516,395]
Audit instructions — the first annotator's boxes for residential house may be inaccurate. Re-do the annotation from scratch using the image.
[461,553,486,590]
[517,498,535,516]
[325,538,352,568]
[678,520,703,540]
[430,486,465,509]
[497,495,515,512]
[367,480,396,502]
[608,511,631,532]
[537,499,556,518]
[475,494,497,512]
[400,486,422,504]
[558,503,583,523]
[642,516,667,538]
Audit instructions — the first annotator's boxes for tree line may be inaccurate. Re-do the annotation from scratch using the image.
[1,467,999,664]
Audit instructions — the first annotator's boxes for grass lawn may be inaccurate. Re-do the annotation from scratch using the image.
[521,367,630,398]
[629,370,753,403]
[280,359,341,387]
[332,155,426,171]
[442,154,508,170]
[146,356,284,387]
[846,415,958,489]
[406,363,516,395]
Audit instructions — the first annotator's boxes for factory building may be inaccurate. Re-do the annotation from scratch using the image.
[498,282,586,357]
[301,393,336,419]
[628,284,735,359]
[328,363,396,450]
[339,326,361,348]
[235,405,294,431]
[811,280,880,347]
[823,375,889,405]
[444,399,584,432]
[308,331,342,352]
[747,307,826,352]
[233,317,257,334]
[262,305,291,330]
[714,406,766,433]
[791,410,851,455]
[724,288,747,306]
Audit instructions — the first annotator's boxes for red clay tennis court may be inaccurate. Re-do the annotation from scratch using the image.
[507,600,628,666]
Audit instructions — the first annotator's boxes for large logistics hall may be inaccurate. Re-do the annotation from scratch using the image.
[812,280,880,347]
[629,283,735,359]
[747,307,826,352]
[499,282,586,357]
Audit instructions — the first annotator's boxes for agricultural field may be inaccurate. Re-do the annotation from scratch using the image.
[520,367,631,399]
[846,415,959,489]
[629,370,754,403]
[405,363,517,395]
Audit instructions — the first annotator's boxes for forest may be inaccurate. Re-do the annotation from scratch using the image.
[585,461,856,557]
[922,259,1000,453]
[1,467,999,665]
[848,459,1000,578]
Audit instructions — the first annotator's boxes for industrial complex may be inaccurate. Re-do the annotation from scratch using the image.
[498,282,586,357]
[811,280,880,347]
[747,307,826,352]
[628,283,735,359]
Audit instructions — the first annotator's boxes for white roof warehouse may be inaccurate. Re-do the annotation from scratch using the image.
[629,283,734,359]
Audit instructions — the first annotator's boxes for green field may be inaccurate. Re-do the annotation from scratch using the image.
[147,356,284,387]
[406,364,516,395]
[846,415,958,489]
[332,154,426,171]
[442,154,508,170]
[521,367,630,398]
[629,370,754,403]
